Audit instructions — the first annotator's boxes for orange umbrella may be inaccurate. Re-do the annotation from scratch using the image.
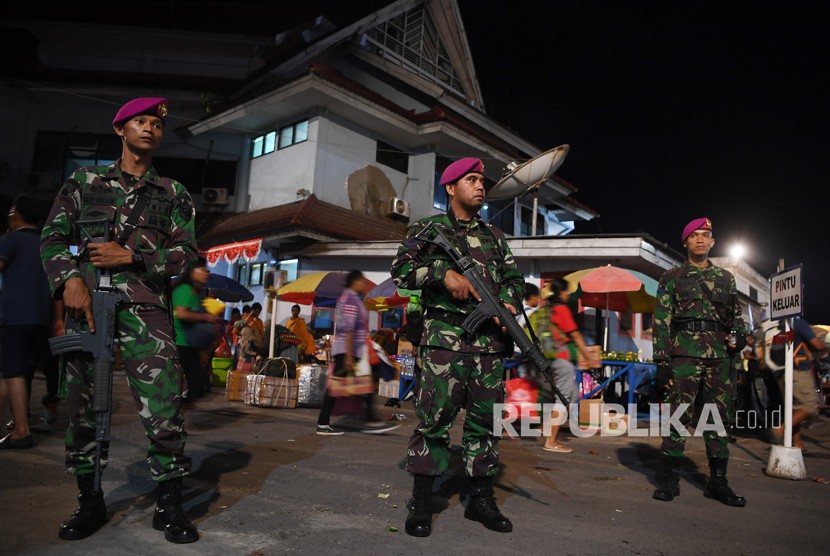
[563,265,658,314]
[562,265,659,349]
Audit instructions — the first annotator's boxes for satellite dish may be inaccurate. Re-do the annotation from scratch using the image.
[487,144,570,201]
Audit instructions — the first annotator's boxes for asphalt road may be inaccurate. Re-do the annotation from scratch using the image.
[2,372,829,556]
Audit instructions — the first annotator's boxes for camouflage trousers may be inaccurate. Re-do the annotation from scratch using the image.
[64,304,190,482]
[661,357,732,459]
[405,348,505,478]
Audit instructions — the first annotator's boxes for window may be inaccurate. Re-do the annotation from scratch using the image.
[251,120,308,159]
[249,262,266,286]
[433,155,452,210]
[236,264,248,286]
[313,307,334,333]
[251,135,264,158]
[279,126,293,149]
[279,259,299,283]
[252,130,277,157]
[485,199,514,234]
[433,178,447,210]
[749,285,758,301]
[376,140,409,174]
[295,120,309,142]
[519,206,545,236]
[263,131,276,154]
[31,130,121,189]
[278,119,309,150]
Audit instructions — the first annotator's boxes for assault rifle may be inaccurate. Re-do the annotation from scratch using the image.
[414,222,568,406]
[49,219,124,493]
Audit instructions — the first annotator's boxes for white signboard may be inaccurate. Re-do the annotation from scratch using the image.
[769,264,803,320]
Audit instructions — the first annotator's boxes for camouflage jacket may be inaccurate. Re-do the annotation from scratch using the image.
[653,260,747,361]
[40,161,198,307]
[391,212,523,353]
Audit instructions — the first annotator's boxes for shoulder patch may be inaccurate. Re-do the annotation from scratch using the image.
[175,192,193,223]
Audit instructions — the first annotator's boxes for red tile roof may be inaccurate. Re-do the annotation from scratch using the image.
[197,194,407,248]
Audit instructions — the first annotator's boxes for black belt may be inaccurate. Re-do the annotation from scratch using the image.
[426,309,469,328]
[674,320,725,332]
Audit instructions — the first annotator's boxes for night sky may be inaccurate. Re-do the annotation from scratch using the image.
[458,0,830,323]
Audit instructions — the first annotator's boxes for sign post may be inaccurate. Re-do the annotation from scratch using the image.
[765,264,806,480]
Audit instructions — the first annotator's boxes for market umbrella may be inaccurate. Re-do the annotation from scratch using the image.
[562,265,659,349]
[205,273,254,303]
[276,271,377,307]
[365,276,416,311]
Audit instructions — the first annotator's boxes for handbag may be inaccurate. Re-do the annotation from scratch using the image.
[182,293,215,350]
[185,319,216,350]
[326,359,375,397]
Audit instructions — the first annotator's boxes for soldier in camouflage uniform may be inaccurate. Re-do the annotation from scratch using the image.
[40,98,200,543]
[651,217,748,507]
[392,157,524,537]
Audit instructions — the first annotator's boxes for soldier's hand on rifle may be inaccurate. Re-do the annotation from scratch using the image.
[444,269,480,301]
[63,277,96,332]
[88,241,132,268]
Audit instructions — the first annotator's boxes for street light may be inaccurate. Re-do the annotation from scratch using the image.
[730,244,745,260]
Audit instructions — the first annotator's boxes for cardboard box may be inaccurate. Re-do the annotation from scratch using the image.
[601,412,630,436]
[397,338,414,356]
[378,379,400,399]
[244,375,298,408]
[225,370,250,402]
[578,345,603,369]
[578,398,603,427]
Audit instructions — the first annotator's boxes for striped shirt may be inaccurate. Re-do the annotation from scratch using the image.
[331,287,369,357]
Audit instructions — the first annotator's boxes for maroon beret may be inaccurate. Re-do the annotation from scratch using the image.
[112,97,169,126]
[681,217,712,242]
[440,157,484,185]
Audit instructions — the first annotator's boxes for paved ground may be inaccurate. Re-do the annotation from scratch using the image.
[2,372,829,556]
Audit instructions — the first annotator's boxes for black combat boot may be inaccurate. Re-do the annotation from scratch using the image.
[405,474,435,537]
[705,458,746,507]
[59,474,107,540]
[652,455,682,501]
[152,477,199,543]
[464,476,512,533]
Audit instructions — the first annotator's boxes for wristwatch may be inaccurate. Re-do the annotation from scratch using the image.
[130,249,143,266]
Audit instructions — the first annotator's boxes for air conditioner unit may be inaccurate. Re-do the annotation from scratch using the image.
[202,187,229,205]
[263,269,287,291]
[387,197,410,219]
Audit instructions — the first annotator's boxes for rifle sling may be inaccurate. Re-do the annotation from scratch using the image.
[116,191,151,247]
[695,277,733,329]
